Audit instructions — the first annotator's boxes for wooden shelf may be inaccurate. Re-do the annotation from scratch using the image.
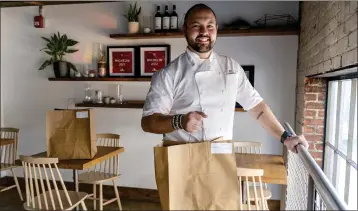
[48,77,151,82]
[76,100,246,112]
[235,108,245,112]
[76,101,144,109]
[0,1,116,8]
[109,27,299,40]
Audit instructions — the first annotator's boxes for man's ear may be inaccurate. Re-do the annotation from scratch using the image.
[216,24,219,30]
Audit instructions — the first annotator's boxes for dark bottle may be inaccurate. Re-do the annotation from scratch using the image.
[162,5,170,32]
[170,5,178,32]
[155,5,162,33]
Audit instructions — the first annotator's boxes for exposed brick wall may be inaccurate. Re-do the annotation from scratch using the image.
[302,78,326,167]
[296,1,357,167]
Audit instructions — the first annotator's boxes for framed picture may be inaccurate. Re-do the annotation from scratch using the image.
[107,46,137,77]
[138,45,170,77]
[236,65,255,109]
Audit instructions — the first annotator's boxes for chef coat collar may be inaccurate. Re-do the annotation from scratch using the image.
[186,47,216,66]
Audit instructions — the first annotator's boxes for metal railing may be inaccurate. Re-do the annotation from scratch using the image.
[284,122,348,210]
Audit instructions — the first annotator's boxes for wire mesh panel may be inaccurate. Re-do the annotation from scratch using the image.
[285,151,309,210]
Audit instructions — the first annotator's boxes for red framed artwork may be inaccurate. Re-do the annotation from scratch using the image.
[139,45,170,77]
[107,46,136,77]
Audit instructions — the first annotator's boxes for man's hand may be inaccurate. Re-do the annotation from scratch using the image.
[284,135,309,153]
[182,111,207,133]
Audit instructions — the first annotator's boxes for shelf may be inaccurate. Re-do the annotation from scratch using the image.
[109,27,299,40]
[235,108,245,112]
[48,77,151,82]
[76,101,246,112]
[0,1,117,8]
[76,101,144,109]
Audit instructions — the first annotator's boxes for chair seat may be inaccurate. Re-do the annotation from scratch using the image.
[23,190,87,210]
[247,187,272,200]
[78,171,120,184]
[0,163,19,171]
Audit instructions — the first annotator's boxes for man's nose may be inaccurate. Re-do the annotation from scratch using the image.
[199,26,209,35]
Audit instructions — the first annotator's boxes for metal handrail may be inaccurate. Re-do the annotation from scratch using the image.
[284,122,348,211]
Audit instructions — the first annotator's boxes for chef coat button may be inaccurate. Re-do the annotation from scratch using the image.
[222,90,224,93]
[221,108,223,112]
[220,128,222,131]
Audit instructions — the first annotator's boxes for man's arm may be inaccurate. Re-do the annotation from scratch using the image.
[141,112,208,134]
[141,113,175,134]
[247,101,285,141]
[248,101,309,153]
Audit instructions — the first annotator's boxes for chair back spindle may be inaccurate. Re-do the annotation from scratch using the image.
[88,134,120,176]
[21,156,73,210]
[0,128,19,166]
[237,167,266,210]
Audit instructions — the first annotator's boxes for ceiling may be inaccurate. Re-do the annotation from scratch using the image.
[0,1,119,8]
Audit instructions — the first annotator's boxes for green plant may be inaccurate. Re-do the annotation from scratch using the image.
[123,2,141,22]
[39,32,78,71]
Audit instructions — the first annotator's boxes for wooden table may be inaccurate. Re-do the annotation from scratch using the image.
[235,153,287,185]
[0,139,15,146]
[16,146,125,192]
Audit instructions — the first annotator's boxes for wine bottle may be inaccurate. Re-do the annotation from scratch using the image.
[162,5,170,32]
[155,5,162,33]
[170,5,178,32]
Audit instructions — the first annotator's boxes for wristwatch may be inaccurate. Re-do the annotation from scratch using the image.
[280,131,293,144]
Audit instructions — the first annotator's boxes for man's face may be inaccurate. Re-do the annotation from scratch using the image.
[184,9,218,53]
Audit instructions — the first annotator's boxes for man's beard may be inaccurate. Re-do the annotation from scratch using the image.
[186,34,215,53]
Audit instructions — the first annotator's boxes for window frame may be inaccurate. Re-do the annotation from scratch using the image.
[322,71,357,207]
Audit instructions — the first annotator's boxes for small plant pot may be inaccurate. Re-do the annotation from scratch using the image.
[128,22,139,34]
[53,61,70,78]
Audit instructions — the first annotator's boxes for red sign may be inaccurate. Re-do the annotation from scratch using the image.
[143,50,166,73]
[111,51,133,74]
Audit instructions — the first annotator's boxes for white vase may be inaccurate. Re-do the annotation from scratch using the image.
[128,22,139,34]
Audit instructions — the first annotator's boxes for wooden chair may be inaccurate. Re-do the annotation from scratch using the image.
[237,167,268,210]
[0,127,23,201]
[20,155,88,210]
[234,141,262,154]
[78,133,122,210]
[234,141,272,208]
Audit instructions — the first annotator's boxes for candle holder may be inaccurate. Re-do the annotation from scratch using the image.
[116,84,124,104]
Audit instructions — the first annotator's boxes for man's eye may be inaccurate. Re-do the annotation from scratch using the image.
[192,25,199,28]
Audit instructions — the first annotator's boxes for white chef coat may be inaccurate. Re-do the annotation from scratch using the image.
[142,48,263,142]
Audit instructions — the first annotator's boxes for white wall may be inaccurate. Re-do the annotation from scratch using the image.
[1,1,299,199]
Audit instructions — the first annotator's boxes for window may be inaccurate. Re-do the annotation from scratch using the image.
[324,76,357,210]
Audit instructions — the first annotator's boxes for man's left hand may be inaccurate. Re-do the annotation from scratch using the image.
[284,135,309,153]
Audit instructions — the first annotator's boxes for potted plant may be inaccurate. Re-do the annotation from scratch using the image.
[124,2,141,34]
[39,32,78,77]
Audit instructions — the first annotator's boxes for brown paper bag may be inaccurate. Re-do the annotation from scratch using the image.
[46,109,97,160]
[154,138,241,210]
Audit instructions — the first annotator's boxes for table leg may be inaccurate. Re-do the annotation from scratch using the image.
[73,170,79,211]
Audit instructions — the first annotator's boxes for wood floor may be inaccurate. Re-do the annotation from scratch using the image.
[0,189,280,210]
[0,189,162,210]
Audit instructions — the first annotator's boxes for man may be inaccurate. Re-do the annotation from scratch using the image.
[141,3,308,153]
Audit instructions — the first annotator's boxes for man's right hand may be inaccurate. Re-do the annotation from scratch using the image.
[181,111,208,133]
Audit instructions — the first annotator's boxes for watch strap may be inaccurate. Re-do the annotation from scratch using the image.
[280,131,293,144]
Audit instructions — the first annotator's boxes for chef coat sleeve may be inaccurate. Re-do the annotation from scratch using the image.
[142,69,174,117]
[234,61,263,111]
